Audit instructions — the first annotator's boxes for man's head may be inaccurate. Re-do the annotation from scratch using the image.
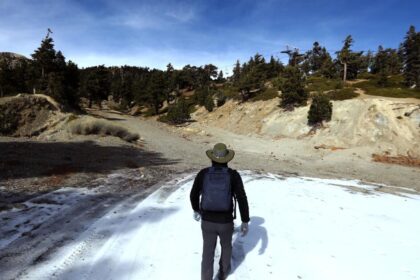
[206,143,235,164]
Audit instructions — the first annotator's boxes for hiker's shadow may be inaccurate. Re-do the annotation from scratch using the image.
[231,216,268,273]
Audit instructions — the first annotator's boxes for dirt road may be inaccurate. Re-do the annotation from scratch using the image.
[93,109,420,192]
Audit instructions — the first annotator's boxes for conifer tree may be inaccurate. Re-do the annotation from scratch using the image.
[336,35,364,81]
[308,94,332,126]
[166,98,190,124]
[402,25,420,87]
[232,60,241,85]
[31,36,56,82]
[337,35,353,82]
[217,70,225,82]
[146,70,166,115]
[280,66,308,109]
[204,95,214,112]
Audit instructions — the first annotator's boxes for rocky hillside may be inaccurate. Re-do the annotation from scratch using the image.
[191,97,420,157]
[0,94,64,137]
[0,52,29,68]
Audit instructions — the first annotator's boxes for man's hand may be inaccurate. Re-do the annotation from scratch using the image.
[193,211,201,221]
[241,222,249,236]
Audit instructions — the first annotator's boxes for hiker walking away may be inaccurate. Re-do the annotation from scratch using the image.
[190,143,250,280]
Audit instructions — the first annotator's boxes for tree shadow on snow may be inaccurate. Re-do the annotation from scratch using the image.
[54,257,141,280]
[0,203,179,280]
[231,216,268,274]
[55,205,179,279]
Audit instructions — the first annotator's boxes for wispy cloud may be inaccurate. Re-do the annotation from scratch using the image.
[0,0,418,71]
[108,1,197,30]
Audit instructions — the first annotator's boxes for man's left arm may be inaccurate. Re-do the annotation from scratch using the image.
[232,171,250,223]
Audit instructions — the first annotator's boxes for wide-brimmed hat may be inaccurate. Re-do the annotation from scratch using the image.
[206,143,235,163]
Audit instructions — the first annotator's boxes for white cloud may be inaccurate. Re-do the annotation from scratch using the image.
[165,4,196,23]
[108,1,197,30]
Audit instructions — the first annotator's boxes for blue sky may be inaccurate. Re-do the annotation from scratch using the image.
[0,0,419,74]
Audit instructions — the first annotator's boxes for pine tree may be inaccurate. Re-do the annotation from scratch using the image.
[372,46,391,87]
[337,35,353,82]
[31,37,56,82]
[217,70,225,82]
[280,66,308,110]
[307,94,333,126]
[267,55,283,78]
[166,98,190,124]
[204,95,214,112]
[306,42,328,73]
[0,59,14,97]
[372,46,401,76]
[402,25,420,87]
[81,66,110,108]
[232,60,241,85]
[320,54,337,78]
[336,35,364,81]
[29,34,80,107]
[146,70,166,115]
[64,61,80,108]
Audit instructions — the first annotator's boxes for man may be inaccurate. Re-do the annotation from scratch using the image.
[190,143,250,280]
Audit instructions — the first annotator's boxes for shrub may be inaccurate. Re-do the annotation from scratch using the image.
[0,108,18,135]
[70,120,139,142]
[251,87,279,101]
[194,87,208,106]
[204,95,214,112]
[166,98,191,124]
[308,94,333,126]
[377,71,389,87]
[328,88,359,100]
[306,76,343,92]
[214,91,227,107]
[357,75,420,99]
[358,72,375,79]
[219,84,241,100]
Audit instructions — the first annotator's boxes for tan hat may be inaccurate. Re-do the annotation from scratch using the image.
[206,143,235,163]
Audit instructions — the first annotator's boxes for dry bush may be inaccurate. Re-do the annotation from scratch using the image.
[372,153,420,167]
[70,120,139,142]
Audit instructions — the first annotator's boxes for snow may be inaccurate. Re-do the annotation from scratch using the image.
[16,173,420,280]
[0,187,92,250]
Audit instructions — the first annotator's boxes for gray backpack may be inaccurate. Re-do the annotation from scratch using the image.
[201,167,233,212]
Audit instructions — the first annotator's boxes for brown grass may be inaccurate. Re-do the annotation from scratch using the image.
[372,153,420,167]
[70,120,139,142]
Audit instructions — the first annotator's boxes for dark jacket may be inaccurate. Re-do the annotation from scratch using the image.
[190,162,250,223]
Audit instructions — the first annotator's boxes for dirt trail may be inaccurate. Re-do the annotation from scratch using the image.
[92,109,420,191]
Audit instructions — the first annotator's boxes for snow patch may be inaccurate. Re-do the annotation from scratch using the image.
[14,173,420,280]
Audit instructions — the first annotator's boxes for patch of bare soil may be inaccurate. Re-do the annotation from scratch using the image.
[0,138,178,197]
[372,153,420,167]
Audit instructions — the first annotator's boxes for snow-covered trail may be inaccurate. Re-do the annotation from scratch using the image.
[20,173,420,280]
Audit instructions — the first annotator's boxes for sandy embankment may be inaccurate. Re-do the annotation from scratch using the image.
[155,96,420,191]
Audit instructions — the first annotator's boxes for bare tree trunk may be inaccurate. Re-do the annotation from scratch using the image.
[343,62,347,83]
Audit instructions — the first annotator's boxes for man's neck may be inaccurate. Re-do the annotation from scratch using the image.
[211,161,228,168]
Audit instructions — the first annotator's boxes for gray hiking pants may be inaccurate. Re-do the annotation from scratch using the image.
[201,220,234,280]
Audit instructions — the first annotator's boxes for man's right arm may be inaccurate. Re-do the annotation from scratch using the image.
[190,170,203,212]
